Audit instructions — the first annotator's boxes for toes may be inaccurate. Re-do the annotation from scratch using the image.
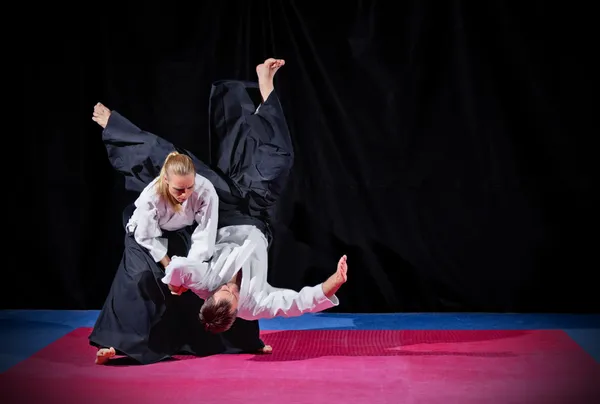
[94,103,109,116]
[264,58,277,66]
[97,347,116,358]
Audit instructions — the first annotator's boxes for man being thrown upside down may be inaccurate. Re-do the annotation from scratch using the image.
[90,58,348,364]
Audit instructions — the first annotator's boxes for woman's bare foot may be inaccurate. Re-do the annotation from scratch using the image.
[92,102,111,128]
[256,58,285,102]
[257,344,273,354]
[95,347,116,365]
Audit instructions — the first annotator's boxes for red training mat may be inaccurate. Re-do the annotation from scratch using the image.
[0,328,598,403]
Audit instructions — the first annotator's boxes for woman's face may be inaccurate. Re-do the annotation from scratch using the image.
[165,173,195,203]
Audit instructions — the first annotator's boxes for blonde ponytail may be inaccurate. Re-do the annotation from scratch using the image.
[156,151,196,211]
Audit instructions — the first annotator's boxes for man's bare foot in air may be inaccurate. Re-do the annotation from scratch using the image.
[95,347,116,365]
[92,102,111,129]
[256,58,285,102]
[257,344,273,354]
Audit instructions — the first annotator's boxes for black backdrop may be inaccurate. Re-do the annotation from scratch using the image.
[19,1,597,312]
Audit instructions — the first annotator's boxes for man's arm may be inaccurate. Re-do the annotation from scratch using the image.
[163,232,259,297]
[241,255,348,320]
[161,258,211,299]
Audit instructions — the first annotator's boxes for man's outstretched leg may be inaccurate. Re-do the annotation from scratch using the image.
[208,58,294,223]
[92,102,238,201]
[256,58,285,103]
[92,102,110,128]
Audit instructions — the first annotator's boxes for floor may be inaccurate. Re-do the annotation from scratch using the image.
[0,311,599,403]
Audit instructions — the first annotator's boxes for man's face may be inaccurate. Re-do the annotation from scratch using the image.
[212,284,239,313]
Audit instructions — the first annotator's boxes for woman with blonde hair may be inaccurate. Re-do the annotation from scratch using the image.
[89,149,258,365]
[130,151,217,268]
[90,57,292,364]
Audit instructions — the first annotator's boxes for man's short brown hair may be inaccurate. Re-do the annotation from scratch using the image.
[199,295,238,333]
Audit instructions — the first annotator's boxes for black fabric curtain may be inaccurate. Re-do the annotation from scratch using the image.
[18,0,596,312]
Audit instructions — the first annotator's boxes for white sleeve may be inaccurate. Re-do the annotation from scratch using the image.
[186,181,219,262]
[132,199,168,262]
[164,231,259,300]
[247,283,339,320]
[161,256,210,298]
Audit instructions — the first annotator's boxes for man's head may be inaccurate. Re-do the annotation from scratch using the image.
[199,283,239,333]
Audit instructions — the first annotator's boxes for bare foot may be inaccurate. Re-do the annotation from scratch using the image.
[95,347,116,365]
[92,102,111,128]
[256,58,285,102]
[257,344,273,354]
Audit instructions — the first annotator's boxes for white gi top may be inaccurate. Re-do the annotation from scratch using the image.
[126,173,219,263]
[162,224,339,320]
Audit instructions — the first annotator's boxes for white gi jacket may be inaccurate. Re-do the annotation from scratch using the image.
[162,225,339,320]
[126,173,219,263]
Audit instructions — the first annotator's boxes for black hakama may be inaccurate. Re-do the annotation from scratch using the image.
[89,80,294,364]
